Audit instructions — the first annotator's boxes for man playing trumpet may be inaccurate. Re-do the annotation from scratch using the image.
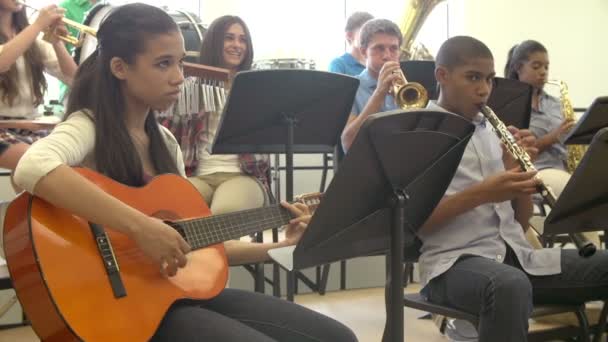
[340,18,402,153]
[57,0,98,102]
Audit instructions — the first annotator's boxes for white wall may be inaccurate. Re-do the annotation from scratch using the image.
[346,0,449,59]
[199,0,345,70]
[448,0,608,108]
[24,0,606,108]
[198,0,449,71]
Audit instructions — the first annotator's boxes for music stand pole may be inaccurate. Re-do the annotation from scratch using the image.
[268,109,475,342]
[383,190,407,342]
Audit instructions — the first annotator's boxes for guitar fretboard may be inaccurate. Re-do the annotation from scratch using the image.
[172,205,292,250]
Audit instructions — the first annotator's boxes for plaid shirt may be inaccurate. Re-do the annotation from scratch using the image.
[158,110,271,189]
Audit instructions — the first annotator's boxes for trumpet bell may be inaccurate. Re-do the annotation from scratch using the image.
[394,82,429,109]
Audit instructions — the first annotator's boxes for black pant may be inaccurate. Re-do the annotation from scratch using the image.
[150,288,358,342]
[424,248,608,342]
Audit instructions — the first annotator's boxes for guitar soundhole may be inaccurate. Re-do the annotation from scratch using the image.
[152,210,181,221]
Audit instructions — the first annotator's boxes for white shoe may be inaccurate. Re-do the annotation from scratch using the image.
[444,319,478,342]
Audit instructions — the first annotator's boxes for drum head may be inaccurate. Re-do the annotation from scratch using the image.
[73,5,205,65]
[167,9,205,63]
[253,58,316,70]
[73,3,112,65]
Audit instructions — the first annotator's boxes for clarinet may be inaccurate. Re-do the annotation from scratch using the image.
[480,105,596,258]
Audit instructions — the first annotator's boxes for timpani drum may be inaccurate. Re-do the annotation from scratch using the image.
[253,58,316,70]
[73,4,206,64]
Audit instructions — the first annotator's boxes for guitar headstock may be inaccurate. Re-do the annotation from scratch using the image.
[294,192,324,214]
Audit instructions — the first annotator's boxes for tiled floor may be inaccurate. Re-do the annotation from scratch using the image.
[0,284,604,342]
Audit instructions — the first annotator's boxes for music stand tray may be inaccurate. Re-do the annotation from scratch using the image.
[211,69,359,155]
[270,109,474,342]
[544,127,608,235]
[564,96,608,145]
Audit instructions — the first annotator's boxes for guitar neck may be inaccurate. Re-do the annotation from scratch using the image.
[172,204,292,250]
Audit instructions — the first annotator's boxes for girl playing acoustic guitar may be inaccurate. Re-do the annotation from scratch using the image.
[12,3,356,342]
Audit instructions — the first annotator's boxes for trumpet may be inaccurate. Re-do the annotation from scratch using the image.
[47,17,97,47]
[19,2,97,47]
[390,68,429,109]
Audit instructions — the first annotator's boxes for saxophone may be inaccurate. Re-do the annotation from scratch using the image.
[545,80,586,173]
[480,105,596,257]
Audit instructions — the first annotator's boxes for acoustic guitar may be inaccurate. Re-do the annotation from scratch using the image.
[3,168,320,341]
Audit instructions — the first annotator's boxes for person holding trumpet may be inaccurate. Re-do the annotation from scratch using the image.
[0,0,76,171]
[340,18,402,153]
[57,0,98,102]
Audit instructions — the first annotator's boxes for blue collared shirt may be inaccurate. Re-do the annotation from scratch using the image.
[351,69,398,116]
[529,92,567,171]
[328,53,365,76]
[418,101,561,286]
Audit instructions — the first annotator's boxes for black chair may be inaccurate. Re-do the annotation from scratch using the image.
[242,166,281,294]
[401,239,598,341]
[243,157,336,298]
[403,292,591,341]
[1,200,28,330]
[0,266,28,331]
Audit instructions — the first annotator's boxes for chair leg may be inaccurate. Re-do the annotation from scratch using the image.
[271,227,281,297]
[272,263,281,297]
[340,260,347,290]
[403,262,414,286]
[253,262,265,293]
[592,301,608,342]
[315,265,321,284]
[574,305,591,342]
[318,264,331,295]
[320,153,329,192]
[286,270,296,302]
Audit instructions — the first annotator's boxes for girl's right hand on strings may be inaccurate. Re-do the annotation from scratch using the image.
[130,216,191,277]
[33,5,65,31]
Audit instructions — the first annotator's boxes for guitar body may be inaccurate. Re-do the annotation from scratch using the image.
[3,168,228,341]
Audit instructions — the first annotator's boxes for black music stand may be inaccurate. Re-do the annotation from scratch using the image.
[212,69,358,200]
[211,69,359,297]
[269,109,474,342]
[544,127,608,235]
[564,96,608,145]
[487,77,533,129]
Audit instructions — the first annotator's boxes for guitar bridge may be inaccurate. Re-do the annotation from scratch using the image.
[89,223,127,298]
